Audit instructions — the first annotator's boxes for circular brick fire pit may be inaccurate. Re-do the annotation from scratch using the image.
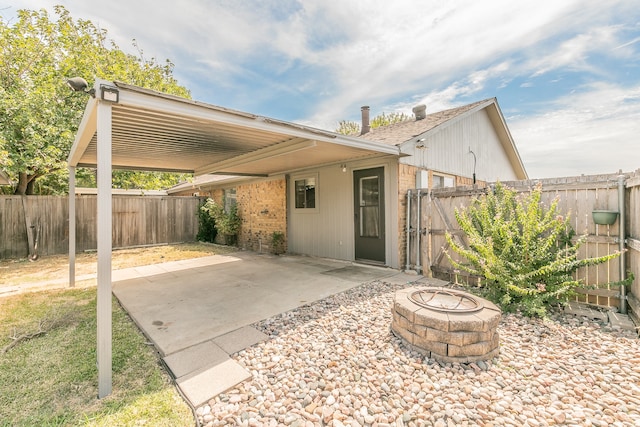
[391,287,501,363]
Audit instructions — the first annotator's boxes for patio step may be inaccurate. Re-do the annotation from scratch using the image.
[161,326,267,407]
[176,359,252,407]
[163,340,229,380]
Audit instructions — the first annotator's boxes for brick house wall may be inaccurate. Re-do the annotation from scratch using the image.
[174,177,287,253]
[235,178,287,253]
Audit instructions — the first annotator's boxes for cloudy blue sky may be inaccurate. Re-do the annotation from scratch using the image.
[2,0,639,178]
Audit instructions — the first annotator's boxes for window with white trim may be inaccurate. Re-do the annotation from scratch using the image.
[432,173,455,189]
[294,177,316,209]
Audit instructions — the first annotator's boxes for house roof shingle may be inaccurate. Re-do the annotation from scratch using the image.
[358,98,493,146]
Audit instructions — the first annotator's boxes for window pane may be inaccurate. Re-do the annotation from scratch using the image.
[295,178,316,209]
[306,178,315,208]
[223,188,237,213]
[360,206,380,237]
[444,176,455,187]
[360,176,379,206]
[359,176,379,237]
[295,180,306,208]
[432,174,454,188]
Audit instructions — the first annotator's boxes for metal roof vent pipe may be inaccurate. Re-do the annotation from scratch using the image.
[360,105,371,135]
[413,104,427,120]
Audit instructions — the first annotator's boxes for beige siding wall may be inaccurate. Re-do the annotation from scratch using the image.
[288,157,400,268]
[288,167,351,261]
[400,109,518,182]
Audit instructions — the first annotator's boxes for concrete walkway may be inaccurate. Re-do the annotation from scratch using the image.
[112,251,419,407]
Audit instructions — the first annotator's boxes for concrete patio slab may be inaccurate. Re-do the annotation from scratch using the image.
[113,251,395,357]
[213,326,268,355]
[112,251,415,407]
[321,265,397,282]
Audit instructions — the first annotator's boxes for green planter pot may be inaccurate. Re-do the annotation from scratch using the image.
[592,210,618,225]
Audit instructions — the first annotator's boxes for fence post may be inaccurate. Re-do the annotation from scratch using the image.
[405,190,412,271]
[618,174,627,314]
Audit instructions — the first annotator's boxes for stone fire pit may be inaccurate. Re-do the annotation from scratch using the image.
[391,287,501,363]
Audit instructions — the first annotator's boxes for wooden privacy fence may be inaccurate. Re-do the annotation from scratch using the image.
[0,195,201,259]
[405,171,640,321]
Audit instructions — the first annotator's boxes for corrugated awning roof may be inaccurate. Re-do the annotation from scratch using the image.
[68,80,401,176]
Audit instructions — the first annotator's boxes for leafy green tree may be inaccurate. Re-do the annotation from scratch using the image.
[445,182,621,317]
[110,170,191,191]
[0,6,190,195]
[336,120,361,136]
[336,111,412,135]
[371,112,412,128]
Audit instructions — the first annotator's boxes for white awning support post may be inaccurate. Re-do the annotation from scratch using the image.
[96,99,113,399]
[69,165,76,288]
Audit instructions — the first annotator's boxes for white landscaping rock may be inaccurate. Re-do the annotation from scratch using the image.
[197,281,640,426]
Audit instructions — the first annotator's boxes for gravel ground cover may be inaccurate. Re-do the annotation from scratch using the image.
[196,280,640,426]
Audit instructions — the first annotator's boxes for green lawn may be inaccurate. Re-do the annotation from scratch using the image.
[0,288,194,426]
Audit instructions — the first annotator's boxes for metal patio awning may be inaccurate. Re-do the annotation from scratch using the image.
[66,79,401,399]
[68,80,400,176]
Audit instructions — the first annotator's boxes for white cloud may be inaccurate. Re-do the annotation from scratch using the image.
[303,0,593,125]
[528,26,624,77]
[3,0,639,179]
[510,82,640,178]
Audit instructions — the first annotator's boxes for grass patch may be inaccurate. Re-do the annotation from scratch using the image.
[0,242,238,288]
[0,288,194,426]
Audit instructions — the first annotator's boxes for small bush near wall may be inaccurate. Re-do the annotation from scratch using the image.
[271,231,285,255]
[200,198,241,245]
[196,198,217,243]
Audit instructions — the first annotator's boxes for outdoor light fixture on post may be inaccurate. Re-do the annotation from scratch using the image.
[66,78,119,103]
[100,84,119,103]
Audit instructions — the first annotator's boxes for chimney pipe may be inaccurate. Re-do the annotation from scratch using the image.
[360,106,370,135]
[412,104,427,120]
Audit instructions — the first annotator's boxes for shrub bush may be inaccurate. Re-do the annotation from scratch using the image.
[196,199,217,243]
[445,182,621,317]
[200,198,241,245]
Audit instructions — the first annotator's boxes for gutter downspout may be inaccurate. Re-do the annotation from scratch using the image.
[406,190,412,271]
[416,189,422,274]
[618,175,627,314]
